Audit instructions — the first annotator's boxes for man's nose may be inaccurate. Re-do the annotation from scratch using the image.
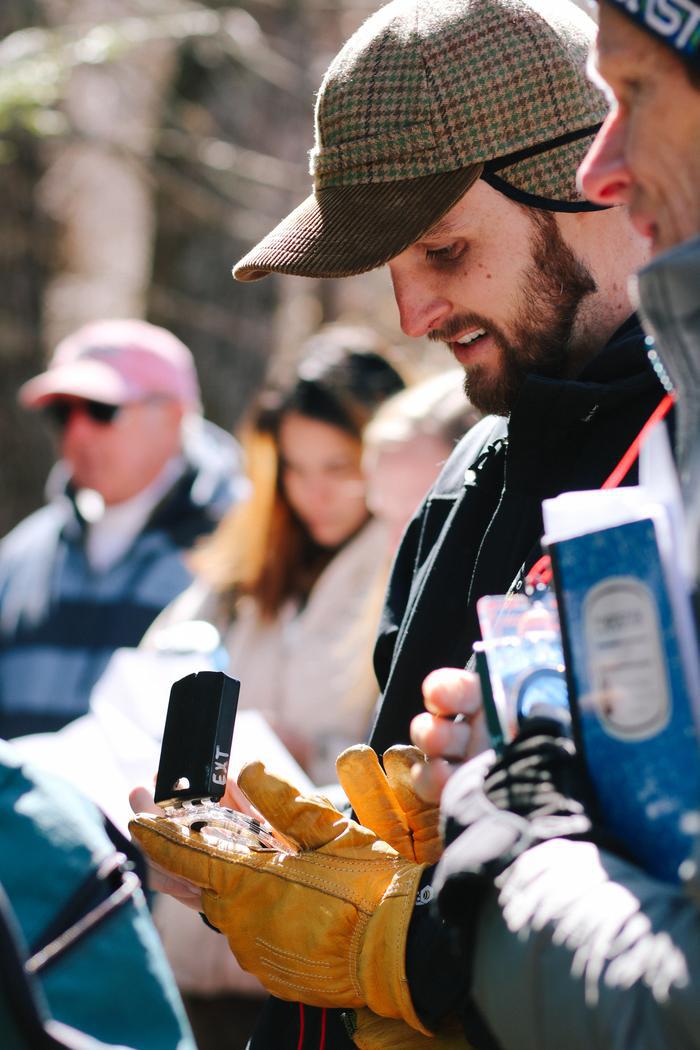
[60,406,97,448]
[577,108,632,207]
[388,262,452,338]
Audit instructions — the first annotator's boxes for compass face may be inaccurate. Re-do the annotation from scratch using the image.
[516,666,569,725]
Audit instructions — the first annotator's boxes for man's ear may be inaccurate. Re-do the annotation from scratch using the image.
[160,398,186,432]
[162,399,186,425]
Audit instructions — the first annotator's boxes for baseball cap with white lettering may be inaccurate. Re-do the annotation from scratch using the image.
[600,0,700,66]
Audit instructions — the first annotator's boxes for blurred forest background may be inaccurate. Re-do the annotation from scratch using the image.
[0,0,596,536]
[0,0,420,536]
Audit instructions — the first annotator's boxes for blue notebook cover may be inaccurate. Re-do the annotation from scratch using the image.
[550,517,700,882]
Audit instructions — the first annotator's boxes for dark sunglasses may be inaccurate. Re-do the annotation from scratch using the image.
[43,398,122,428]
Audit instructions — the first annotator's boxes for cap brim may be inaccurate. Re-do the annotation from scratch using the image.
[19,360,131,408]
[233,165,483,282]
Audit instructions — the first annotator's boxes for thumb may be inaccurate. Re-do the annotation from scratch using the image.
[382,745,436,823]
[129,814,215,891]
[129,785,162,816]
[238,762,365,851]
[383,746,442,864]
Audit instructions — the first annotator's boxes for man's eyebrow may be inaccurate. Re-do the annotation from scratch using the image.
[587,47,609,89]
[420,214,462,242]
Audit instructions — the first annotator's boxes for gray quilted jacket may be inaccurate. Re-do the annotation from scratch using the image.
[469,238,700,1050]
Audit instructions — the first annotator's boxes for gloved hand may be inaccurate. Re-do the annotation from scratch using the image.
[336,744,442,864]
[436,715,598,923]
[346,1007,469,1049]
[128,785,203,910]
[337,747,479,1048]
[130,762,431,1034]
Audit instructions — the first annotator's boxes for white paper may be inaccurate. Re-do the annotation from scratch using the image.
[541,434,700,727]
[12,646,315,834]
[542,486,660,545]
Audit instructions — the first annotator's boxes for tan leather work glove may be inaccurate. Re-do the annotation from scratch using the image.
[337,748,471,1048]
[336,744,442,864]
[130,762,430,1035]
[349,1008,470,1049]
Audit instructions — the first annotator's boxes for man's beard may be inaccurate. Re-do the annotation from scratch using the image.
[429,212,597,416]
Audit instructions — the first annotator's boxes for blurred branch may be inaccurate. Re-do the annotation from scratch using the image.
[153,154,293,241]
[0,0,301,135]
[150,281,250,342]
[158,126,304,192]
[39,119,306,220]
[250,0,375,9]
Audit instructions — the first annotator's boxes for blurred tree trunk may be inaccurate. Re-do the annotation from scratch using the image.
[0,0,399,536]
[38,0,178,346]
[147,0,326,427]
[0,0,55,536]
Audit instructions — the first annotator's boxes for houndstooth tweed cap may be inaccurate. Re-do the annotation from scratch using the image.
[233,0,607,282]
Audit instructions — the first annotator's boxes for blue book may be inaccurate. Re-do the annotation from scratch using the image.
[550,516,700,882]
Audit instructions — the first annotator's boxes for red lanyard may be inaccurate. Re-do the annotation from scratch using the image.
[526,392,675,589]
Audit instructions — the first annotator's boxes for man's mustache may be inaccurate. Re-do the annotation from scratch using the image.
[428,314,494,344]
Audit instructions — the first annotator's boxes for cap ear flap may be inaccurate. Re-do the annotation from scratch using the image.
[482,125,608,211]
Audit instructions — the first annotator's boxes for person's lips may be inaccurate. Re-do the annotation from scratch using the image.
[450,328,489,366]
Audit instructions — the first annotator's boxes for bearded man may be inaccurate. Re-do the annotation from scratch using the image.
[131,2,672,1048]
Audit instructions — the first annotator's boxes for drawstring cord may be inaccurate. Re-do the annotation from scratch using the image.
[296,1004,327,1050]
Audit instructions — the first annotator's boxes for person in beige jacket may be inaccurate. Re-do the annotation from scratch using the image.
[143,327,404,1013]
[149,326,405,787]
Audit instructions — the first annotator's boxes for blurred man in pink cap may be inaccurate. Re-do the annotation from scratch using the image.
[0,319,244,739]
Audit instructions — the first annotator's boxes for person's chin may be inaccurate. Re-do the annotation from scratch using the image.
[629,207,660,252]
[72,475,101,496]
[652,225,697,257]
[308,524,341,548]
[464,365,514,417]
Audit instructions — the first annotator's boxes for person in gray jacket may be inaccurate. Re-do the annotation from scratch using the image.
[422,2,700,1047]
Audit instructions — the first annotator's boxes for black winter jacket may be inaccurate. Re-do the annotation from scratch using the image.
[247,317,669,1050]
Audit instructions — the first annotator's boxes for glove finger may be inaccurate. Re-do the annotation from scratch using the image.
[383,746,442,864]
[336,745,414,858]
[382,745,429,817]
[130,815,216,890]
[350,1008,469,1049]
[238,761,372,851]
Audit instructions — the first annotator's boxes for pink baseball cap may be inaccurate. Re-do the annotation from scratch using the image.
[19,319,201,409]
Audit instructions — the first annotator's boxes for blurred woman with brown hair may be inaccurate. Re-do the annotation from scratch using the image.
[148,325,405,785]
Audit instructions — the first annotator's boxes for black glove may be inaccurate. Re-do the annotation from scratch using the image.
[431,716,623,1048]
[434,715,598,926]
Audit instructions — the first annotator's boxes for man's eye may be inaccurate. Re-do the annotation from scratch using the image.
[624,79,645,101]
[323,461,355,479]
[426,241,467,264]
[615,77,644,106]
